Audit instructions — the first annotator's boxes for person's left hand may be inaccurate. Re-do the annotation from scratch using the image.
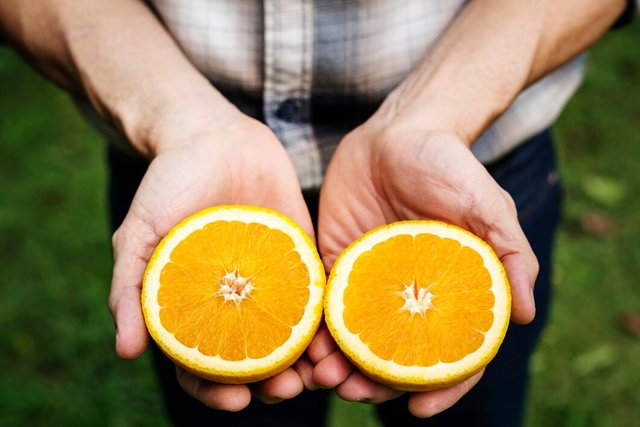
[311,118,539,417]
[108,115,318,411]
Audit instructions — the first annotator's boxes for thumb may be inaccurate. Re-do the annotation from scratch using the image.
[108,221,155,359]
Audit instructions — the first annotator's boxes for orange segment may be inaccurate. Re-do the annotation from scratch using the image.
[239,298,293,359]
[325,220,511,391]
[202,221,248,274]
[142,206,325,384]
[249,249,310,326]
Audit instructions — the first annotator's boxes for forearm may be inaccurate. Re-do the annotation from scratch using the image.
[0,0,239,157]
[377,0,627,145]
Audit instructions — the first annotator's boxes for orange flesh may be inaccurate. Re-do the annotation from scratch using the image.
[343,233,494,366]
[158,221,310,361]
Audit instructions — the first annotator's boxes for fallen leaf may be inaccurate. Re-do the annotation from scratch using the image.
[617,311,640,339]
[580,211,617,238]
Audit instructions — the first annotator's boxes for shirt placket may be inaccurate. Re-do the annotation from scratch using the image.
[263,0,320,189]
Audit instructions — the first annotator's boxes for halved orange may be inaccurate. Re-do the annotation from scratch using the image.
[142,206,325,384]
[324,220,511,391]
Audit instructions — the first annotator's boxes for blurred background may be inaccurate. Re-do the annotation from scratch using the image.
[0,20,638,427]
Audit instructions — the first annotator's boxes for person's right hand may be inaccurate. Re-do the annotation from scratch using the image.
[108,110,316,411]
[310,119,539,417]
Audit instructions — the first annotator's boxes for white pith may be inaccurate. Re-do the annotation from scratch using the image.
[143,206,324,376]
[326,221,510,385]
[217,270,254,304]
[400,282,434,316]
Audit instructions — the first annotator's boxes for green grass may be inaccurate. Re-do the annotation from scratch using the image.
[0,52,169,427]
[526,22,640,427]
[1,21,639,427]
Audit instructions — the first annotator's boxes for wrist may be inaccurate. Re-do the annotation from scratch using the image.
[367,93,488,150]
[367,0,546,147]
[371,66,517,148]
[121,86,247,158]
[63,23,243,157]
[53,0,247,158]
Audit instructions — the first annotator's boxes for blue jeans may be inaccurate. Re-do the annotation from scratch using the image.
[108,129,560,427]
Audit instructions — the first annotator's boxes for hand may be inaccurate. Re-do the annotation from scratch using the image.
[314,121,538,417]
[108,114,316,411]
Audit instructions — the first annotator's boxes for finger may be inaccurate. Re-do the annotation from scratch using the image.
[474,192,538,325]
[335,370,403,404]
[294,354,320,390]
[313,350,353,389]
[109,225,154,359]
[408,370,484,418]
[307,325,338,364]
[501,251,538,324]
[176,367,251,412]
[250,367,304,404]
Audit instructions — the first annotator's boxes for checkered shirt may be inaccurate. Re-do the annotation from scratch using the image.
[139,0,594,188]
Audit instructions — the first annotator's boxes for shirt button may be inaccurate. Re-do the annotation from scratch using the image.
[276,98,303,123]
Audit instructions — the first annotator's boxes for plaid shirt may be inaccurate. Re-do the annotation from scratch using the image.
[142,0,592,189]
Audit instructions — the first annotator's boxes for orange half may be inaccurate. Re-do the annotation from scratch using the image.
[142,206,325,383]
[324,220,511,391]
